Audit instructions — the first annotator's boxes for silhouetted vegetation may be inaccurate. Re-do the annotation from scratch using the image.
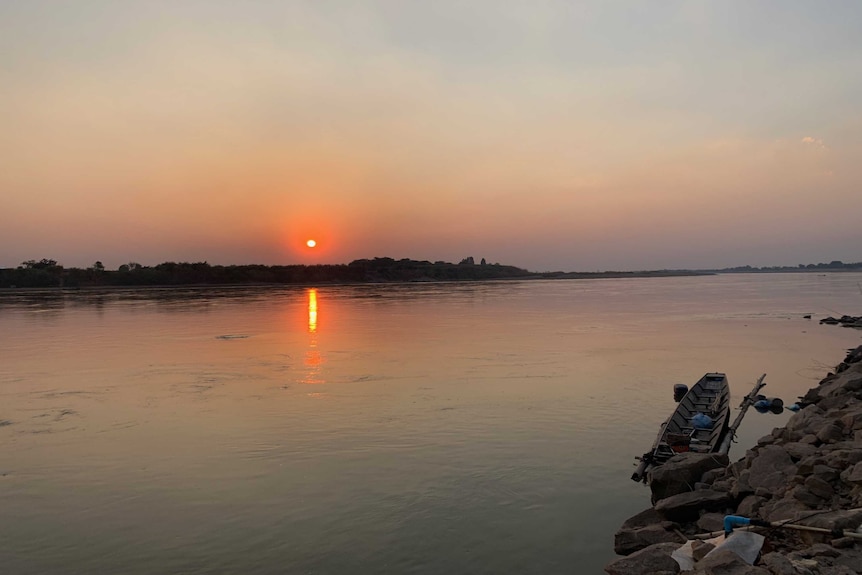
[3,257,861,290]
[0,257,534,289]
[539,270,714,279]
[540,260,862,279]
[714,260,862,273]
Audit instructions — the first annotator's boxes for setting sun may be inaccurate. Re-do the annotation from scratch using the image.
[306,239,317,248]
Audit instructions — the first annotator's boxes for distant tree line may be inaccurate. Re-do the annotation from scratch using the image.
[3,257,860,289]
[543,260,862,277]
[0,257,533,289]
[715,260,862,273]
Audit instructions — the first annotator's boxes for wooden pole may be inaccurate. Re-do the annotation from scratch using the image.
[718,374,767,455]
[695,520,862,541]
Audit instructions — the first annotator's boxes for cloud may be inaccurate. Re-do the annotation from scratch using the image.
[800,136,826,148]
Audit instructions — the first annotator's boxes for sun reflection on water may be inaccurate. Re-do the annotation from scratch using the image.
[308,288,318,333]
[303,288,325,385]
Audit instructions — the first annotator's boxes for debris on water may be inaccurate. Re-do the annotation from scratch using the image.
[753,397,784,414]
[820,315,862,328]
[54,409,77,421]
[216,334,249,340]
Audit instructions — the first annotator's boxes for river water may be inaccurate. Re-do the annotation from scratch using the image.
[1,273,861,574]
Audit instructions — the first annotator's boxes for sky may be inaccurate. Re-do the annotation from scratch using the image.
[2,1,861,272]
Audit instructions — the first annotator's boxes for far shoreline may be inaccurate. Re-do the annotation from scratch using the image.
[3,258,862,294]
[0,269,721,296]
[8,268,862,296]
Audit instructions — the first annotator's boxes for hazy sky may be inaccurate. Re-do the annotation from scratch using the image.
[2,1,861,272]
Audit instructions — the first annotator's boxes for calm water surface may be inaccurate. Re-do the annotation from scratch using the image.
[2,273,861,574]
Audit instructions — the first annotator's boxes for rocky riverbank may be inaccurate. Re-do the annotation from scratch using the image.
[607,344,862,575]
[820,316,862,329]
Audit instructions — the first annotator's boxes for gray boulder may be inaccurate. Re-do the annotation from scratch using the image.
[649,453,729,502]
[815,421,845,444]
[747,445,795,492]
[614,523,681,556]
[803,475,834,500]
[701,468,727,485]
[786,406,827,435]
[736,495,766,517]
[845,461,862,484]
[654,490,733,522]
[760,498,809,523]
[796,508,862,531]
[824,447,862,469]
[810,464,839,483]
[692,548,769,574]
[614,508,684,555]
[604,542,681,575]
[840,410,862,430]
[802,370,862,404]
[782,442,817,461]
[789,484,825,508]
[696,512,725,533]
[759,552,797,575]
[833,547,862,573]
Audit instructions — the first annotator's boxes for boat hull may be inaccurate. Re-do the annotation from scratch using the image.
[632,373,731,483]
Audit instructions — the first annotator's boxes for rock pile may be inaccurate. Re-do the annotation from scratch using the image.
[820,316,862,329]
[607,345,862,575]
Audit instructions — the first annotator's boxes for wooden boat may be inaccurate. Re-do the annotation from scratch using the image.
[631,373,731,483]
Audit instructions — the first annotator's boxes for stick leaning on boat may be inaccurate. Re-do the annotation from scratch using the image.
[717,373,767,455]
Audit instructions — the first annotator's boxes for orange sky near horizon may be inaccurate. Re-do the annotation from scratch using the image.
[2,1,861,272]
